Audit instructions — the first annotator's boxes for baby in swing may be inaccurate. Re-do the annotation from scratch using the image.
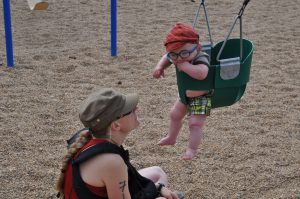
[153,22,211,160]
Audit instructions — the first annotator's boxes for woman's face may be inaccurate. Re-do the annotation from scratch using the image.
[118,107,139,133]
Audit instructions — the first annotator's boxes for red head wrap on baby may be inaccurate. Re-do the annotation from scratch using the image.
[164,23,200,52]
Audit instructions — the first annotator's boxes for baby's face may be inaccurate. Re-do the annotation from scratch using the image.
[167,43,199,64]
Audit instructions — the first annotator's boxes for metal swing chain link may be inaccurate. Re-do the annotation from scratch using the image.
[192,0,205,28]
[238,0,251,18]
[216,0,251,62]
[192,0,213,46]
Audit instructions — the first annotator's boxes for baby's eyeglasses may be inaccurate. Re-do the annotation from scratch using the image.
[167,45,198,60]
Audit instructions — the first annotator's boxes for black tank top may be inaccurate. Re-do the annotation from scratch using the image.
[72,142,159,199]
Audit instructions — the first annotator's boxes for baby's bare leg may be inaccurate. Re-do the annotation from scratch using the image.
[158,99,187,146]
[182,115,206,160]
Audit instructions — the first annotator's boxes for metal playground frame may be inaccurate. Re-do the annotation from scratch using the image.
[1,0,118,67]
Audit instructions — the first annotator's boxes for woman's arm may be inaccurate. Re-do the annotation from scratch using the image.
[101,154,131,199]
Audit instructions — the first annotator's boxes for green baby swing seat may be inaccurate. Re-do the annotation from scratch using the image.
[177,38,254,108]
[177,0,254,108]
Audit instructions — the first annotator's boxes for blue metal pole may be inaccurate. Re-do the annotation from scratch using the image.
[111,0,117,56]
[3,0,14,67]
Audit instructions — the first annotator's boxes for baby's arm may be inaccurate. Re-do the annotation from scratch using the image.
[176,62,208,80]
[153,54,172,78]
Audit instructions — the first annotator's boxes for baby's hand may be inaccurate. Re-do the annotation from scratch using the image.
[153,68,165,78]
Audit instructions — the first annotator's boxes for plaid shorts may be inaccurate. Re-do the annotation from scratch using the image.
[187,95,212,116]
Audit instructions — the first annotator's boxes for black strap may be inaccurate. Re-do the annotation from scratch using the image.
[72,143,129,199]
[72,143,157,199]
[73,142,129,165]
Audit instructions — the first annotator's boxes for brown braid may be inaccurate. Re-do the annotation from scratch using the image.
[55,130,92,198]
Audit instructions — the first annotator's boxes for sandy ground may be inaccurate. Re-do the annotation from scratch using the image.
[0,0,299,198]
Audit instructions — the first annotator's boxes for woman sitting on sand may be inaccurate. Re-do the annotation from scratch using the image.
[55,88,183,199]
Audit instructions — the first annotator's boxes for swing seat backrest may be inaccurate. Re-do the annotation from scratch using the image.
[176,38,254,108]
[201,41,212,62]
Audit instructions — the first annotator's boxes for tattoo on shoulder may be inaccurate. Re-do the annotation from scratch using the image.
[119,180,126,199]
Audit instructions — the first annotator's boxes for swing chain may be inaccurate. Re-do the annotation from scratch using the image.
[192,0,205,28]
[192,0,213,46]
[238,0,251,18]
[216,0,251,62]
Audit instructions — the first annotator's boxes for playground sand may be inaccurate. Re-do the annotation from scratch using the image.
[0,0,299,198]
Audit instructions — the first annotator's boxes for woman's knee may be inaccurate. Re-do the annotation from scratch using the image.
[150,166,166,177]
[140,166,168,184]
[151,166,168,184]
[156,166,166,175]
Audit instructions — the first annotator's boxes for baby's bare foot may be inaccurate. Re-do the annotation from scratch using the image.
[182,148,197,160]
[158,137,176,146]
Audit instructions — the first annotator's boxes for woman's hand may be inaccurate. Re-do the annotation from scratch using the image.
[159,187,179,199]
